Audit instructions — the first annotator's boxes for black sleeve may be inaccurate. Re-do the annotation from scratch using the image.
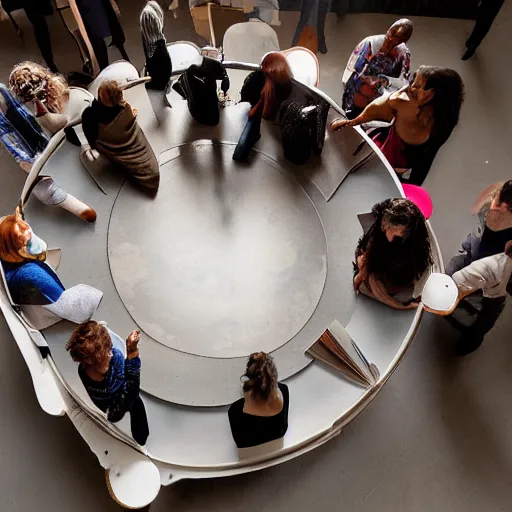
[106,356,141,423]
[240,70,266,106]
[81,105,99,149]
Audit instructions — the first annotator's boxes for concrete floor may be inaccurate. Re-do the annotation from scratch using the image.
[0,2,511,511]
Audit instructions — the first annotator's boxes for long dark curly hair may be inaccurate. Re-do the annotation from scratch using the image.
[356,198,433,287]
[419,66,464,147]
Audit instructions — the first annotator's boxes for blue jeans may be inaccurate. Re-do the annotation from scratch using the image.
[233,114,262,162]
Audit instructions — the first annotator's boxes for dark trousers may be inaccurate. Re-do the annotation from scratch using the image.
[467,0,505,49]
[89,35,130,71]
[233,114,262,162]
[24,8,57,72]
[458,296,506,350]
[129,395,149,446]
[291,0,330,49]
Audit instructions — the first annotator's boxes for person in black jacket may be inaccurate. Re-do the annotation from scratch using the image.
[140,0,172,91]
[228,352,289,449]
[173,57,229,126]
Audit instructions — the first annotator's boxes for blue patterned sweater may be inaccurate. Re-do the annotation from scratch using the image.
[79,348,141,423]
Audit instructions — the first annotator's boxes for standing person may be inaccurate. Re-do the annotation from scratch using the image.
[291,0,331,54]
[72,0,129,71]
[353,198,432,310]
[342,19,413,120]
[81,80,160,194]
[1,0,58,72]
[332,66,464,186]
[233,52,293,162]
[66,321,150,445]
[443,181,512,355]
[462,0,505,60]
[426,242,512,356]
[446,181,512,275]
[140,0,172,91]
[228,352,289,449]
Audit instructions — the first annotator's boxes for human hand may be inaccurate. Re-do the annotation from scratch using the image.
[82,145,100,162]
[403,301,420,310]
[126,330,141,357]
[354,272,365,291]
[331,118,356,131]
[132,108,138,116]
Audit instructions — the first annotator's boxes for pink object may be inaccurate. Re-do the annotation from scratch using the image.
[402,184,433,219]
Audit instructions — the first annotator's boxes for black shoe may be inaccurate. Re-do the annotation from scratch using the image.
[462,45,476,61]
[455,335,484,356]
[318,40,328,54]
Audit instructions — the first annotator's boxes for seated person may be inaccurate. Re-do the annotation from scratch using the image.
[426,241,512,356]
[82,80,160,195]
[228,352,289,449]
[172,57,229,126]
[354,198,432,310]
[447,180,512,275]
[233,52,293,162]
[342,18,413,120]
[0,209,102,326]
[66,321,149,446]
[332,66,464,186]
[140,1,172,91]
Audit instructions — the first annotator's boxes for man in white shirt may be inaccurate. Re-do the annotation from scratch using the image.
[431,242,512,356]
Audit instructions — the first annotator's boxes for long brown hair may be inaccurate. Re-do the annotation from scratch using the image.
[242,352,278,400]
[0,213,30,263]
[250,52,293,120]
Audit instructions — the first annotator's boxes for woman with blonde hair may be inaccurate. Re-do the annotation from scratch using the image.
[228,352,289,448]
[81,79,160,194]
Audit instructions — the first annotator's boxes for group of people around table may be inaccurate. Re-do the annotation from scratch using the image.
[0,16,510,451]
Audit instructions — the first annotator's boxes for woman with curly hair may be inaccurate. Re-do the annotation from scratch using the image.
[332,66,464,186]
[354,198,432,310]
[228,352,289,448]
[66,321,149,445]
[9,61,70,114]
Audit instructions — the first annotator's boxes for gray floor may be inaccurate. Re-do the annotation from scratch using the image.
[0,2,511,511]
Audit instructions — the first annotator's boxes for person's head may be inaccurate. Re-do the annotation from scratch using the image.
[9,61,69,113]
[491,180,512,212]
[407,66,464,143]
[0,209,47,263]
[140,0,165,46]
[98,80,125,107]
[250,52,293,120]
[66,321,113,373]
[242,352,278,401]
[356,198,432,283]
[381,19,413,52]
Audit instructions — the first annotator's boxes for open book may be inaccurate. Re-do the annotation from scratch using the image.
[307,320,379,388]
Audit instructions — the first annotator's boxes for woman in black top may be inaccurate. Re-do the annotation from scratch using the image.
[233,52,293,162]
[140,1,172,91]
[228,352,289,449]
[173,57,230,126]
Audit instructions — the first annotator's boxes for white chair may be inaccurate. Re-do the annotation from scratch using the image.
[223,20,280,101]
[282,46,320,88]
[223,19,279,63]
[166,41,202,73]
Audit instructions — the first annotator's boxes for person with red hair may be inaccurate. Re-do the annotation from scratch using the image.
[233,52,293,162]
